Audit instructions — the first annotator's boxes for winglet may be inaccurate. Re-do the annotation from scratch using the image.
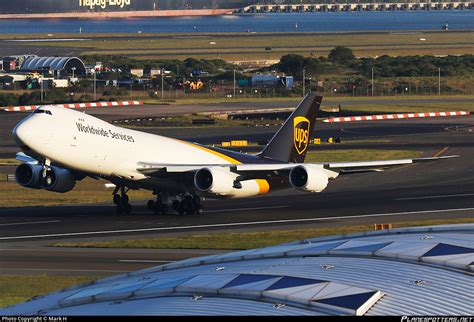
[412,155,459,162]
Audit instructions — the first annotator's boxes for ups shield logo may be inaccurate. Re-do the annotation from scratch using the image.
[293,116,310,155]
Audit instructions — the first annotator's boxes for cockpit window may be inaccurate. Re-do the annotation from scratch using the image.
[34,109,52,115]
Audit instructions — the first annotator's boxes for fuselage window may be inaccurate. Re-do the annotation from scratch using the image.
[33,109,52,115]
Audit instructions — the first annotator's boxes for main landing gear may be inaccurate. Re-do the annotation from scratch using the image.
[113,186,132,215]
[147,196,169,215]
[147,194,203,215]
[112,187,204,215]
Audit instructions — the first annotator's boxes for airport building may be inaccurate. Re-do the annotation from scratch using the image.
[19,56,86,78]
[1,224,472,316]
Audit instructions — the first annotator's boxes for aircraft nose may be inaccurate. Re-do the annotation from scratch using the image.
[12,119,33,146]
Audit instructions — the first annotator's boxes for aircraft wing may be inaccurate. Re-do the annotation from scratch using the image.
[137,155,458,177]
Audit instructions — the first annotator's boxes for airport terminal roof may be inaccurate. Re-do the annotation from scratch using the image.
[1,224,473,316]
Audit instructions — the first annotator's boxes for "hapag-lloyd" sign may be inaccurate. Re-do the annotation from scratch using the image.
[79,0,131,10]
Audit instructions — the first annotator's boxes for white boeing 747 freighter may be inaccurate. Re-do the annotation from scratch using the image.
[12,94,456,215]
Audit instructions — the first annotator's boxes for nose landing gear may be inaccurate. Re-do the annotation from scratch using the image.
[113,186,131,215]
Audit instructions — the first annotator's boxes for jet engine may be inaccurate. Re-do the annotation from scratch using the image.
[289,165,329,193]
[194,167,236,196]
[40,166,76,193]
[15,163,43,189]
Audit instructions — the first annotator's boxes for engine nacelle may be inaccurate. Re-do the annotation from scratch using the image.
[194,167,236,196]
[289,165,329,193]
[40,166,76,193]
[15,163,42,189]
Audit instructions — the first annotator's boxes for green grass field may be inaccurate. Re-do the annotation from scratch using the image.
[0,275,98,308]
[5,31,473,60]
[305,149,421,162]
[0,159,19,166]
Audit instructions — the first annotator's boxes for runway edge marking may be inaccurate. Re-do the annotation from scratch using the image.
[1,207,473,241]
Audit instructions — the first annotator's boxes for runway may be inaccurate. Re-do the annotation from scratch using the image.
[0,106,473,276]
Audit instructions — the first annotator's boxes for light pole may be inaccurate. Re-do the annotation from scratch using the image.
[371,66,374,97]
[233,69,236,98]
[438,67,441,96]
[40,77,44,102]
[93,70,97,101]
[161,68,164,101]
[302,68,305,97]
[71,67,76,79]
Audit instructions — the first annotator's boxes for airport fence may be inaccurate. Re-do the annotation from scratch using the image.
[144,79,473,100]
[1,76,472,104]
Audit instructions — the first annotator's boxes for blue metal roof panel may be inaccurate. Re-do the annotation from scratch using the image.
[2,225,472,316]
[422,243,473,257]
[223,274,278,289]
[333,242,391,253]
[286,241,348,257]
[315,291,378,311]
[265,276,325,291]
[266,282,329,303]
[47,297,319,316]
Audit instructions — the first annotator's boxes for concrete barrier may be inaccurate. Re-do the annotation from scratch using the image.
[3,101,143,112]
[324,111,470,123]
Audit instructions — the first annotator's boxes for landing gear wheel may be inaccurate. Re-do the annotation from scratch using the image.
[147,200,155,210]
[177,202,185,215]
[113,187,131,215]
[44,174,54,187]
[153,200,162,215]
[193,196,203,215]
[184,195,195,215]
[172,200,180,211]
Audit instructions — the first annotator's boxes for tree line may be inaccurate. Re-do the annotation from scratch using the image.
[276,47,474,79]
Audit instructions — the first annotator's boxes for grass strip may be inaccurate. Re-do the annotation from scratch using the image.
[13,30,472,59]
[305,149,421,162]
[0,275,98,308]
[50,217,474,250]
[0,159,20,166]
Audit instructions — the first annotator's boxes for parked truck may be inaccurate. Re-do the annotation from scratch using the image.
[249,74,294,89]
